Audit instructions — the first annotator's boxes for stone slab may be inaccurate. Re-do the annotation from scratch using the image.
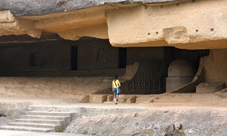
[0,130,88,136]
[196,82,226,93]
[0,126,54,132]
[89,95,107,103]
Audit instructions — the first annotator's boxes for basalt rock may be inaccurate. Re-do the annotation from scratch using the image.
[0,0,180,16]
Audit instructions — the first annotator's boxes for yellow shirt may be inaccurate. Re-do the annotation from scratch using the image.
[112,79,121,88]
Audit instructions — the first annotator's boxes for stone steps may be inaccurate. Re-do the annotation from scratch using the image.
[0,126,54,132]
[15,119,63,124]
[20,115,69,120]
[26,111,71,116]
[91,93,196,104]
[9,122,58,128]
[0,111,72,132]
[90,94,166,104]
[117,98,126,103]
[104,97,126,104]
[104,100,126,104]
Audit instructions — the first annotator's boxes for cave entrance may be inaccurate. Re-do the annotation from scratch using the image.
[119,48,127,68]
[70,46,78,70]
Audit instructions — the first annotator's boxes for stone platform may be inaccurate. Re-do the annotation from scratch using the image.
[0,94,227,136]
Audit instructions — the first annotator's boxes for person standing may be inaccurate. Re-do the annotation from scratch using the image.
[112,75,121,105]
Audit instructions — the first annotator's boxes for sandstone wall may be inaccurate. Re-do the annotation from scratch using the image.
[203,49,227,84]
[107,0,227,49]
[1,0,227,49]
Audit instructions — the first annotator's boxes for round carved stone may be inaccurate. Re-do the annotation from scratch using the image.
[168,59,196,77]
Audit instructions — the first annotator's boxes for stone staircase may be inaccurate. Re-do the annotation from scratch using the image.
[0,110,73,132]
[90,94,160,104]
[104,94,135,104]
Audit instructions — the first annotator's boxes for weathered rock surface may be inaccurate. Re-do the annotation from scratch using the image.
[0,117,12,127]
[196,82,226,93]
[0,91,227,135]
[1,0,227,49]
[65,107,227,136]
[0,102,30,118]
[0,0,181,16]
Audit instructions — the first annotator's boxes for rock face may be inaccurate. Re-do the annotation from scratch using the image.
[1,0,227,49]
[65,107,227,136]
[196,82,226,93]
[0,0,180,16]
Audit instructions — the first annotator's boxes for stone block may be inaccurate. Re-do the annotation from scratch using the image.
[166,76,193,92]
[0,10,14,23]
[125,96,136,103]
[89,95,107,103]
[107,95,113,102]
[135,96,154,103]
[196,82,226,93]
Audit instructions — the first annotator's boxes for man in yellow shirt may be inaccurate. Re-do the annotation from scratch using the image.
[112,75,121,105]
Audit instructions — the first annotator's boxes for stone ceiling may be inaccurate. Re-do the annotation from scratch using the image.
[1,0,227,50]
